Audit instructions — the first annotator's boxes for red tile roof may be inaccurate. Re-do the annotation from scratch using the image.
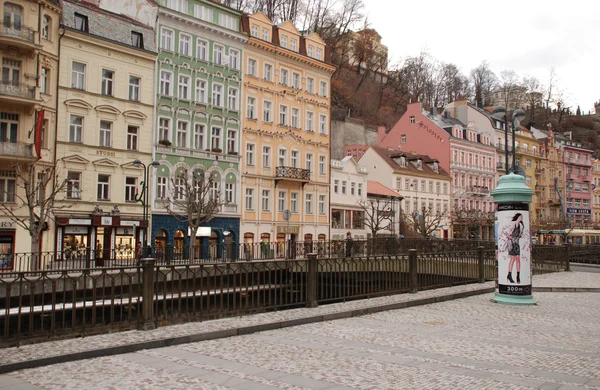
[369,146,451,178]
[367,181,403,198]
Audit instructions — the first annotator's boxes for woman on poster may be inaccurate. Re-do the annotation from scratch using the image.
[506,213,524,283]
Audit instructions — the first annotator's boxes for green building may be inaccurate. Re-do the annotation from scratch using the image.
[151,0,246,258]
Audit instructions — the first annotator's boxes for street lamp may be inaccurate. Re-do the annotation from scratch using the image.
[492,106,526,174]
[133,159,160,257]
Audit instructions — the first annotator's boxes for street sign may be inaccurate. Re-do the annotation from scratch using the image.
[282,209,291,221]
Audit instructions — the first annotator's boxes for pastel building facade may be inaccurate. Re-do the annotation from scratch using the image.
[151,0,246,255]
[330,156,368,240]
[0,0,60,259]
[558,137,593,228]
[54,0,157,261]
[239,12,335,247]
[592,160,600,227]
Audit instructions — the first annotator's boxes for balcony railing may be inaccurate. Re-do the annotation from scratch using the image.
[467,186,490,195]
[0,81,36,100]
[276,166,311,181]
[496,162,505,170]
[0,21,35,44]
[0,141,34,158]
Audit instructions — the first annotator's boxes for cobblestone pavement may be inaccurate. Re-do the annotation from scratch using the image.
[1,271,599,389]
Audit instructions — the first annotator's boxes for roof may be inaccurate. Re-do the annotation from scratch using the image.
[424,111,465,129]
[367,181,403,198]
[369,146,451,178]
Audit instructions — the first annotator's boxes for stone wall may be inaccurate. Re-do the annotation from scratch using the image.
[331,118,379,160]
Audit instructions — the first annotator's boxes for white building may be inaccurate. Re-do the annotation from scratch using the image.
[330,157,369,240]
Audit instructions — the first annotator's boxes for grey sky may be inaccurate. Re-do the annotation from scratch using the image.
[362,0,600,112]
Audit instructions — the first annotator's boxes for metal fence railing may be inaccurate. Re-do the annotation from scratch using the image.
[0,244,577,345]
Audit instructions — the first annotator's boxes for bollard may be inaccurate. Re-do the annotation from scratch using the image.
[564,244,571,271]
[478,246,485,283]
[306,253,318,308]
[139,258,156,330]
[408,249,418,293]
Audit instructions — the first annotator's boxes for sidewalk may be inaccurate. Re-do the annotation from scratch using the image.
[1,271,598,374]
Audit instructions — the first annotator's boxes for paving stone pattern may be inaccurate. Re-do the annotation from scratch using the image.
[1,271,599,389]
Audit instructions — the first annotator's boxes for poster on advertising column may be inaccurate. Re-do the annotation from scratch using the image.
[497,203,532,296]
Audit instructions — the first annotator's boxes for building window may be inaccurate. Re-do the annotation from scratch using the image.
[42,15,51,40]
[193,124,205,150]
[306,153,313,172]
[358,183,363,196]
[245,188,254,210]
[195,79,206,103]
[319,156,326,175]
[40,67,49,94]
[305,193,313,213]
[196,39,207,60]
[307,45,314,57]
[129,76,140,101]
[167,0,188,12]
[281,35,288,48]
[161,28,173,50]
[212,83,223,106]
[74,13,88,32]
[127,126,138,150]
[279,105,288,126]
[351,182,356,195]
[264,64,273,81]
[176,121,187,148]
[227,129,237,153]
[291,72,301,89]
[68,115,83,143]
[280,68,288,85]
[278,148,287,167]
[194,3,212,21]
[291,38,297,51]
[246,143,255,165]
[251,25,259,37]
[157,176,167,199]
[229,49,239,69]
[71,62,85,90]
[319,195,325,214]
[261,28,269,41]
[262,146,271,168]
[290,192,298,212]
[291,150,298,168]
[316,48,323,60]
[211,127,221,150]
[97,174,110,200]
[178,74,190,99]
[160,71,172,95]
[248,58,257,76]
[306,111,314,132]
[101,69,114,96]
[319,81,327,97]
[125,177,137,202]
[342,181,347,194]
[99,120,112,147]
[158,118,170,143]
[319,114,327,134]
[66,171,81,200]
[179,33,191,55]
[263,100,272,122]
[225,182,234,203]
[291,108,299,128]
[247,96,256,119]
[213,44,223,65]
[131,31,144,48]
[307,77,314,93]
[228,87,238,110]
[401,135,406,144]
[410,115,415,124]
[262,189,270,211]
[278,191,286,211]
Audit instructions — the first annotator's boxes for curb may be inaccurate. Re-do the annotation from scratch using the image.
[0,287,494,374]
[532,287,600,293]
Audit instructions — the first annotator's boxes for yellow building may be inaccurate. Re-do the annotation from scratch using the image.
[53,0,157,263]
[0,0,60,260]
[513,127,544,221]
[240,13,335,249]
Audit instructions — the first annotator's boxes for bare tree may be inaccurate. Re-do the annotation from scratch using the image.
[523,75,544,120]
[166,168,228,251]
[470,61,497,108]
[357,197,395,237]
[452,205,494,239]
[497,70,525,110]
[0,161,68,269]
[544,67,557,119]
[404,206,447,238]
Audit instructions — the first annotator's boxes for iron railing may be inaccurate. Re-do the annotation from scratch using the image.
[275,166,310,180]
[0,244,578,345]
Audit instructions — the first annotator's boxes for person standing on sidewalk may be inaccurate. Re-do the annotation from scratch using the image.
[345,232,353,258]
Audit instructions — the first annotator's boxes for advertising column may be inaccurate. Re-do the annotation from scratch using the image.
[491,173,535,305]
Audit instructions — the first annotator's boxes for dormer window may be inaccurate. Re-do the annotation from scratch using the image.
[433,161,438,171]
[416,159,422,169]
[400,156,406,167]
[251,25,258,37]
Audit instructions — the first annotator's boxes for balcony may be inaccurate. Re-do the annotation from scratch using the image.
[0,141,34,159]
[467,186,490,196]
[154,144,240,163]
[275,166,310,184]
[496,162,505,170]
[0,21,37,51]
[0,81,36,105]
[535,168,543,175]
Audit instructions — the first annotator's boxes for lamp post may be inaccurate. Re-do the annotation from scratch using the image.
[133,159,160,257]
[492,106,526,174]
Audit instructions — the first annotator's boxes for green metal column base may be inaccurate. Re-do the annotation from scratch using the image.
[492,293,536,305]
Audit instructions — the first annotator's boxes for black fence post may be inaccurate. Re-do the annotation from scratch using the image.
[478,246,485,283]
[139,258,156,330]
[564,244,571,271]
[306,253,318,308]
[409,249,418,293]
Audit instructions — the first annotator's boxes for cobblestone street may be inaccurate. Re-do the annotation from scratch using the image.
[1,272,599,389]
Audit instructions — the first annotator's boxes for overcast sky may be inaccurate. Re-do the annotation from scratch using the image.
[362,0,600,113]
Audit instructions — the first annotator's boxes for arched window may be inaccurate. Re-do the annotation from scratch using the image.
[4,4,23,30]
